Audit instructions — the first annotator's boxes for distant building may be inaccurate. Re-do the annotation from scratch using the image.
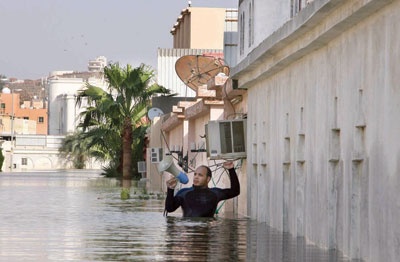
[46,56,108,135]
[0,89,47,136]
[88,56,107,72]
[157,7,238,97]
[0,57,107,172]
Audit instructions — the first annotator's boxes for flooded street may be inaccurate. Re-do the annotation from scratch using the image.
[0,171,349,261]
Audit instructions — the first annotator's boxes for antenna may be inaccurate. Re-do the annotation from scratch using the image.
[147,107,164,121]
[175,55,230,91]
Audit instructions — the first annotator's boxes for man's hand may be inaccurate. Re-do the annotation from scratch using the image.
[166,177,177,189]
[223,161,234,169]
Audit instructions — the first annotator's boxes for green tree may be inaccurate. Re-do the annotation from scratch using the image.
[76,63,170,179]
[0,147,4,171]
[59,131,108,169]
[59,132,89,169]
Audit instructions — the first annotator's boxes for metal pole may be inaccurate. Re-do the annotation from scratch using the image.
[10,89,14,172]
[9,88,21,172]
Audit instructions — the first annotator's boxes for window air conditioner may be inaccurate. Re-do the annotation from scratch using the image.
[150,148,163,163]
[205,119,247,160]
[137,161,146,173]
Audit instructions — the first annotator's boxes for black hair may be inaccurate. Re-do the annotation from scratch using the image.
[199,165,212,178]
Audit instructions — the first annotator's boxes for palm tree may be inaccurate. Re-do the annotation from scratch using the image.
[76,63,170,179]
[59,132,88,169]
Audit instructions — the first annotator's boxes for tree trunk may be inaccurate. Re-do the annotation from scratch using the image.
[122,117,133,179]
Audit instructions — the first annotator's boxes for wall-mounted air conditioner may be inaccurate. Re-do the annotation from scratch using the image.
[205,119,247,160]
[137,161,146,173]
[150,148,163,163]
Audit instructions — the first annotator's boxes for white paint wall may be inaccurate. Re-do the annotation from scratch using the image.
[238,0,291,62]
[2,135,103,171]
[47,76,106,135]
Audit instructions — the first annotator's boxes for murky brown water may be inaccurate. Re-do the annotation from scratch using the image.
[0,171,349,261]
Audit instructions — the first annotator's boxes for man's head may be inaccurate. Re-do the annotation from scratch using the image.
[193,165,212,188]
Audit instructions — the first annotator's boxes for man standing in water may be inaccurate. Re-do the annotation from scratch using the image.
[165,161,240,217]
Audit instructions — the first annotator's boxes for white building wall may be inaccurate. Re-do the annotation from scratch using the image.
[47,78,83,135]
[64,94,77,134]
[233,0,400,260]
[47,76,106,135]
[2,135,103,171]
[238,0,291,63]
[224,8,239,67]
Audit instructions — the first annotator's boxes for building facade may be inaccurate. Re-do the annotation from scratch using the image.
[147,7,241,217]
[0,90,47,135]
[157,7,238,98]
[46,57,108,135]
[232,0,400,260]
[0,57,107,172]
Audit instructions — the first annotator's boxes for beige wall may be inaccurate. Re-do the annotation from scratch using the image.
[0,116,36,135]
[189,8,225,49]
[152,101,244,216]
[172,7,226,50]
[233,0,400,260]
[0,93,47,135]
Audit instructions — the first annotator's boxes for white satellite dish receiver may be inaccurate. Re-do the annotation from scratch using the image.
[147,107,164,121]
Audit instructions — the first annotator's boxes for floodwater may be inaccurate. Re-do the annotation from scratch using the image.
[0,171,350,261]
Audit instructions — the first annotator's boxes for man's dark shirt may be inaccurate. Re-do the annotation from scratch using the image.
[165,168,240,217]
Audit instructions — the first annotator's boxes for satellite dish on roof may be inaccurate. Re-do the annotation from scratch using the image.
[175,55,230,91]
[148,107,164,121]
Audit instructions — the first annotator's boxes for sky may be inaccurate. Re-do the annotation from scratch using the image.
[0,0,237,80]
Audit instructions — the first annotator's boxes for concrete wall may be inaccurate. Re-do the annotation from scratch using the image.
[2,135,103,172]
[171,7,226,50]
[238,0,291,62]
[150,101,244,216]
[232,0,400,260]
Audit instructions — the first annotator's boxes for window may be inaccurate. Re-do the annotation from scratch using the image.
[21,158,28,166]
[0,103,5,114]
[240,12,245,55]
[248,1,254,47]
[291,0,305,17]
[23,117,29,120]
[251,0,254,45]
[38,116,44,123]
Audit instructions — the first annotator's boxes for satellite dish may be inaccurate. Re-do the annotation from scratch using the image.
[148,107,164,121]
[175,55,230,91]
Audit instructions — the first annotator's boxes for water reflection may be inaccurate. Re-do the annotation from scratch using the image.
[0,171,349,261]
[164,217,248,261]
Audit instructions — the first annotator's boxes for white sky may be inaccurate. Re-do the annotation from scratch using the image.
[0,0,237,80]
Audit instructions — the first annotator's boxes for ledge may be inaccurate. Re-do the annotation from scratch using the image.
[161,113,183,132]
[231,0,394,89]
[185,99,210,120]
[221,79,246,100]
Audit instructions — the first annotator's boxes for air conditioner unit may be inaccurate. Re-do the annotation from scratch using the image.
[137,161,146,173]
[205,119,247,160]
[150,147,163,163]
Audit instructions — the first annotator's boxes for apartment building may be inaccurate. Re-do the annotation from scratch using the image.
[147,6,242,218]
[0,89,47,136]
